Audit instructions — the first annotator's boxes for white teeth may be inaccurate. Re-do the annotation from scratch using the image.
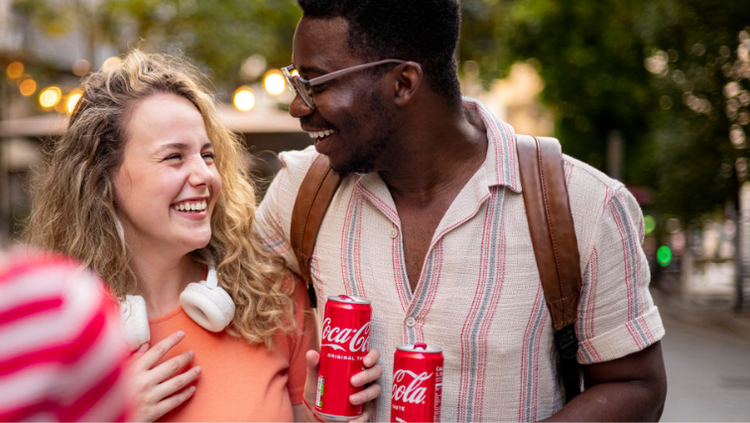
[308,129,334,139]
[173,200,207,212]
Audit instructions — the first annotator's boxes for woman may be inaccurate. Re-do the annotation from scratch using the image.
[24,50,381,422]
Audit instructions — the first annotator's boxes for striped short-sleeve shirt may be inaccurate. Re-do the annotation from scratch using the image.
[0,253,131,422]
[256,97,665,421]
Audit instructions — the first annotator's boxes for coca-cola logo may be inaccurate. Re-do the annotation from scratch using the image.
[392,369,433,404]
[321,317,370,353]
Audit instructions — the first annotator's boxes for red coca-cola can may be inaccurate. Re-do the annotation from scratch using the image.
[390,343,444,422]
[315,295,372,420]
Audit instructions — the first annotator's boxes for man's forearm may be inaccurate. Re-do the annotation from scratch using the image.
[543,379,665,421]
[543,343,667,422]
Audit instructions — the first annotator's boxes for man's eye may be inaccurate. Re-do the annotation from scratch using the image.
[310,84,326,94]
[165,154,181,160]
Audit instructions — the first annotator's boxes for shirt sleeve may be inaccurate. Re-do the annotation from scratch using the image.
[0,255,132,422]
[286,275,319,405]
[255,146,319,276]
[575,186,665,364]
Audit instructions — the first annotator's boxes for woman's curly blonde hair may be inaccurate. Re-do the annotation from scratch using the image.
[23,49,293,348]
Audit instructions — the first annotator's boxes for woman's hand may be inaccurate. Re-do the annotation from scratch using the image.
[128,331,202,422]
[300,348,383,423]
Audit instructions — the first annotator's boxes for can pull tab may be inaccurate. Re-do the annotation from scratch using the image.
[414,342,427,350]
[339,294,354,301]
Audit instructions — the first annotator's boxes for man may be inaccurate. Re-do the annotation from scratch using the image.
[255,0,667,420]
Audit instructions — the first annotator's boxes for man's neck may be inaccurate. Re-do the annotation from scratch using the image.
[380,110,488,206]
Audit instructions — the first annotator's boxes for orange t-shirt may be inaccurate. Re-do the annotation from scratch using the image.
[149,279,316,422]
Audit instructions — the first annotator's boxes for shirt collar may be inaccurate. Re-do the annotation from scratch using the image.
[462,97,522,193]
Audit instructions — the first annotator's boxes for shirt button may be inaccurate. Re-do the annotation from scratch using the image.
[390,227,398,239]
[405,316,417,327]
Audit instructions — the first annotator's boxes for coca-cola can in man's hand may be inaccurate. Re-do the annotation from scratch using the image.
[316,295,372,420]
[391,343,444,422]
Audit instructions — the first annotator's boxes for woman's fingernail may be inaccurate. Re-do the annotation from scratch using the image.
[351,376,361,386]
[194,366,202,374]
[349,394,360,405]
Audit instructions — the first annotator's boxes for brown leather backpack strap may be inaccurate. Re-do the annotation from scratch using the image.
[517,134,583,402]
[290,154,341,308]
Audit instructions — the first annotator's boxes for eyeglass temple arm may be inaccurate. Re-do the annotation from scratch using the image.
[309,59,406,86]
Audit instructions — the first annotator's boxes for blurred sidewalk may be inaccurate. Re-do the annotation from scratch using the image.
[651,286,750,345]
[652,287,750,422]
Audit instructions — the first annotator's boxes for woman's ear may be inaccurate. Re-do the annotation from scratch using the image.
[393,61,423,107]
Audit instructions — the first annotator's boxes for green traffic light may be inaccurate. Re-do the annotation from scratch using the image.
[644,215,656,235]
[657,246,672,267]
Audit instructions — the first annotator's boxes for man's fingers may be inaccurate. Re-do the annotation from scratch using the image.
[134,331,186,370]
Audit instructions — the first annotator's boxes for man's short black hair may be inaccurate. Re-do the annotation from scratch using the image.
[298,0,462,105]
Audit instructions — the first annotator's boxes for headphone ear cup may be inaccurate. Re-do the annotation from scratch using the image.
[179,282,235,332]
[119,294,150,351]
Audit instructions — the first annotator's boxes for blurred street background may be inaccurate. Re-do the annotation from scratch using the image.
[1,0,749,420]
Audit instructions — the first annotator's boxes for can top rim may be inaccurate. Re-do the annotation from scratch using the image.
[396,343,443,353]
[326,294,372,305]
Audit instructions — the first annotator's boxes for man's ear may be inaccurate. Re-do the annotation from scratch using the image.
[393,61,423,107]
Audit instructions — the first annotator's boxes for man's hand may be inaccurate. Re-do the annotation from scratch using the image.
[299,348,383,423]
[545,341,667,422]
[128,331,202,422]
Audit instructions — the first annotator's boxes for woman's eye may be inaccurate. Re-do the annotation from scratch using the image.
[165,154,181,161]
[202,152,216,161]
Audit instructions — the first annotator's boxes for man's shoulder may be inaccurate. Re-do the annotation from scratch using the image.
[563,153,625,193]
[277,145,318,178]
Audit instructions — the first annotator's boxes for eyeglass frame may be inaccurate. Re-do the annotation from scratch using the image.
[281,59,406,109]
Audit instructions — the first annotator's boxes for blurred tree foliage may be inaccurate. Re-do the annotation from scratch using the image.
[14,0,301,96]
[460,0,750,224]
[14,0,750,225]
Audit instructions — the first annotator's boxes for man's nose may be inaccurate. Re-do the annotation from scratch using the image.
[288,93,314,118]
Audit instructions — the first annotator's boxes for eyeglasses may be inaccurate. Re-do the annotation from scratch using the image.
[281,59,405,110]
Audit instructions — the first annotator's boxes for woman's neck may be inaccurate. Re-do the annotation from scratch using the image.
[132,254,204,318]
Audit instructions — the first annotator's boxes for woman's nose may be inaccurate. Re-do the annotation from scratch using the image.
[189,158,215,186]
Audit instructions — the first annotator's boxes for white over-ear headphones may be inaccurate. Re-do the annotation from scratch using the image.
[119,266,236,350]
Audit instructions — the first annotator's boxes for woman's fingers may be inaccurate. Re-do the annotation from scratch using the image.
[148,385,197,421]
[350,363,383,387]
[132,331,186,370]
[349,381,382,406]
[348,400,374,423]
[149,350,195,385]
[151,364,202,402]
[362,347,380,368]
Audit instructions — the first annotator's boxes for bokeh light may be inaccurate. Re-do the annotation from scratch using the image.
[66,89,83,114]
[657,246,673,267]
[263,70,286,96]
[39,86,62,109]
[233,86,255,112]
[72,59,91,76]
[644,215,656,235]
[101,56,123,72]
[6,61,24,79]
[19,78,37,97]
